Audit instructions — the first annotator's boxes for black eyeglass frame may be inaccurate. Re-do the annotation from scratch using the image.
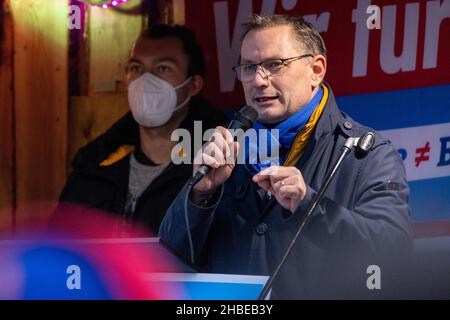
[232,54,314,82]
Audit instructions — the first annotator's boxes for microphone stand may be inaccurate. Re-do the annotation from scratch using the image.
[258,137,358,300]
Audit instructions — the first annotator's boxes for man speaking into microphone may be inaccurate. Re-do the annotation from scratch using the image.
[159,15,412,299]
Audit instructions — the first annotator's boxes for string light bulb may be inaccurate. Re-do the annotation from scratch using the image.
[76,0,129,9]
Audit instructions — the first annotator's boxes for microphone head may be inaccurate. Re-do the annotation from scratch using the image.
[233,105,258,130]
[356,132,375,157]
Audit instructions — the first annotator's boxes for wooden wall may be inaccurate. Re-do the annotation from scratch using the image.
[172,0,185,25]
[9,0,69,229]
[0,0,183,233]
[0,0,14,232]
[89,3,143,95]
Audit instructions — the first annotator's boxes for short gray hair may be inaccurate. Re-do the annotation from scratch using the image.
[241,14,327,57]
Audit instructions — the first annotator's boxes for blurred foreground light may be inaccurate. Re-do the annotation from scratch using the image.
[0,203,187,300]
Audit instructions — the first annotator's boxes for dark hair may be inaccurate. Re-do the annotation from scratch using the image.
[241,15,327,57]
[139,24,206,77]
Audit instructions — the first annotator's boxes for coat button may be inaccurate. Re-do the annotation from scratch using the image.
[255,223,268,235]
[343,121,352,130]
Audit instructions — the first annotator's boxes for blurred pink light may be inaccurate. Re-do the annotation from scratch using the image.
[102,3,108,9]
[112,0,118,6]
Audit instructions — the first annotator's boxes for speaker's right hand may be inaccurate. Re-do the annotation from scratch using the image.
[192,126,239,197]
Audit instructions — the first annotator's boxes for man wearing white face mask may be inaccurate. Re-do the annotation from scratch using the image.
[54,24,228,235]
[128,73,193,128]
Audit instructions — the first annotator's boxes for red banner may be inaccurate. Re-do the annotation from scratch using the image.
[185,0,450,109]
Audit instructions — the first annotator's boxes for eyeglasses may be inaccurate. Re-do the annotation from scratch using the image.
[232,54,314,83]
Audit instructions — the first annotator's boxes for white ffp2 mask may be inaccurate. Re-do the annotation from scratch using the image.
[128,73,192,127]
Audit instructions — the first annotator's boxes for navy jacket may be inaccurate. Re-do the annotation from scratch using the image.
[159,84,412,299]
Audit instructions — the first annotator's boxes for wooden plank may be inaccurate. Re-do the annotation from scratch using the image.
[89,1,143,95]
[0,0,14,232]
[172,0,186,25]
[68,94,129,164]
[10,0,69,229]
[68,0,89,96]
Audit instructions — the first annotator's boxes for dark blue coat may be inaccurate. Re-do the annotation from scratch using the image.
[159,84,412,299]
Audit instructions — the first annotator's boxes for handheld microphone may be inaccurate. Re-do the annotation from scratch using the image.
[188,105,258,187]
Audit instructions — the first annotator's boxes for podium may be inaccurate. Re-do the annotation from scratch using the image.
[0,237,269,300]
[123,237,271,299]
[143,273,269,300]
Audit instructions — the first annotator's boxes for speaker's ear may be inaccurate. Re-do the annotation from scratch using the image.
[356,132,375,157]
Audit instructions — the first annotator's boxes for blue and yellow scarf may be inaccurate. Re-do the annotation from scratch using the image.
[246,84,328,174]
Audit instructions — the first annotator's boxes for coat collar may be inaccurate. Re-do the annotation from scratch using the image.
[312,82,348,142]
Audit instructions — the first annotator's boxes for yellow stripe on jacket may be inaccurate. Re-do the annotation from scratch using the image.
[99,145,135,167]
